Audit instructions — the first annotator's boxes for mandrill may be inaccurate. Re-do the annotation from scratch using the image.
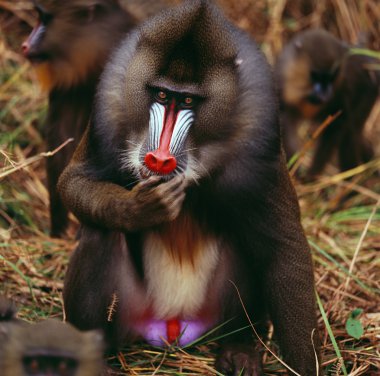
[21,0,136,237]
[58,1,320,375]
[0,296,104,376]
[276,28,380,178]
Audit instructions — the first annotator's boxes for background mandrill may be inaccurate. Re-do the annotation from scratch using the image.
[276,29,380,178]
[21,0,136,237]
[0,296,104,376]
[58,1,320,375]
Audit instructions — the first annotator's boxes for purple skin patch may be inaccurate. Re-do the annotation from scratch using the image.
[134,319,211,347]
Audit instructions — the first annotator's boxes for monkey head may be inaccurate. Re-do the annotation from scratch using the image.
[94,0,276,187]
[277,29,348,118]
[21,0,134,90]
[57,2,320,374]
[0,319,104,376]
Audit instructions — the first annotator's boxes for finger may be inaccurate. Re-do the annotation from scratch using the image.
[137,175,162,191]
[159,175,185,195]
[166,184,187,203]
[169,192,186,213]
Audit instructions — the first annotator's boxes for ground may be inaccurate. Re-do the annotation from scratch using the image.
[0,1,379,375]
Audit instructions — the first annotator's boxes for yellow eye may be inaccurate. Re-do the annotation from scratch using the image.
[155,90,168,104]
[158,91,167,100]
[184,97,193,105]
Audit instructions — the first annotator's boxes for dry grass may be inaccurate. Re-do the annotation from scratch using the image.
[1,1,379,375]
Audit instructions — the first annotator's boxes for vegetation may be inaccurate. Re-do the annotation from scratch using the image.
[1,1,379,375]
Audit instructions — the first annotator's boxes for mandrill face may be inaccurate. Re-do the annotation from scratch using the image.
[141,87,197,179]
[100,12,240,187]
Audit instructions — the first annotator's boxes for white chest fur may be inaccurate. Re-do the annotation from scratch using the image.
[143,215,221,319]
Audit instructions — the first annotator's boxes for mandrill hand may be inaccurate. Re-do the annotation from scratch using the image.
[216,344,263,376]
[125,175,187,230]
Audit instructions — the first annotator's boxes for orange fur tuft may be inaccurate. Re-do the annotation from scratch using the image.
[34,62,55,92]
[158,213,205,265]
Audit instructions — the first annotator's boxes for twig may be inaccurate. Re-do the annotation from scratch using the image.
[298,158,380,195]
[0,138,74,179]
[107,293,119,322]
[343,200,380,292]
[229,280,303,376]
[289,111,342,177]
[316,291,348,376]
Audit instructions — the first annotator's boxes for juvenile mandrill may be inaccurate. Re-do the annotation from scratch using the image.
[0,297,104,376]
[59,1,320,374]
[22,0,136,236]
[277,29,380,178]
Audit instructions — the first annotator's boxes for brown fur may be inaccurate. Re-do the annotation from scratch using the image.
[156,212,208,265]
[276,29,380,178]
[22,0,136,236]
[59,2,319,375]
[0,298,104,376]
[33,63,54,92]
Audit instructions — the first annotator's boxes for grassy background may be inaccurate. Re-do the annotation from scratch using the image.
[0,1,379,375]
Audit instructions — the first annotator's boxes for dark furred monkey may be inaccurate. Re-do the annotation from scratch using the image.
[277,29,380,178]
[0,297,104,376]
[22,0,136,236]
[58,1,319,374]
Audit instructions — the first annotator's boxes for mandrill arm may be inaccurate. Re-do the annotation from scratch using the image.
[58,127,186,232]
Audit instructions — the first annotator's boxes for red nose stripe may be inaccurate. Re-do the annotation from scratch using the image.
[159,100,177,152]
[167,319,181,343]
[144,99,178,175]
